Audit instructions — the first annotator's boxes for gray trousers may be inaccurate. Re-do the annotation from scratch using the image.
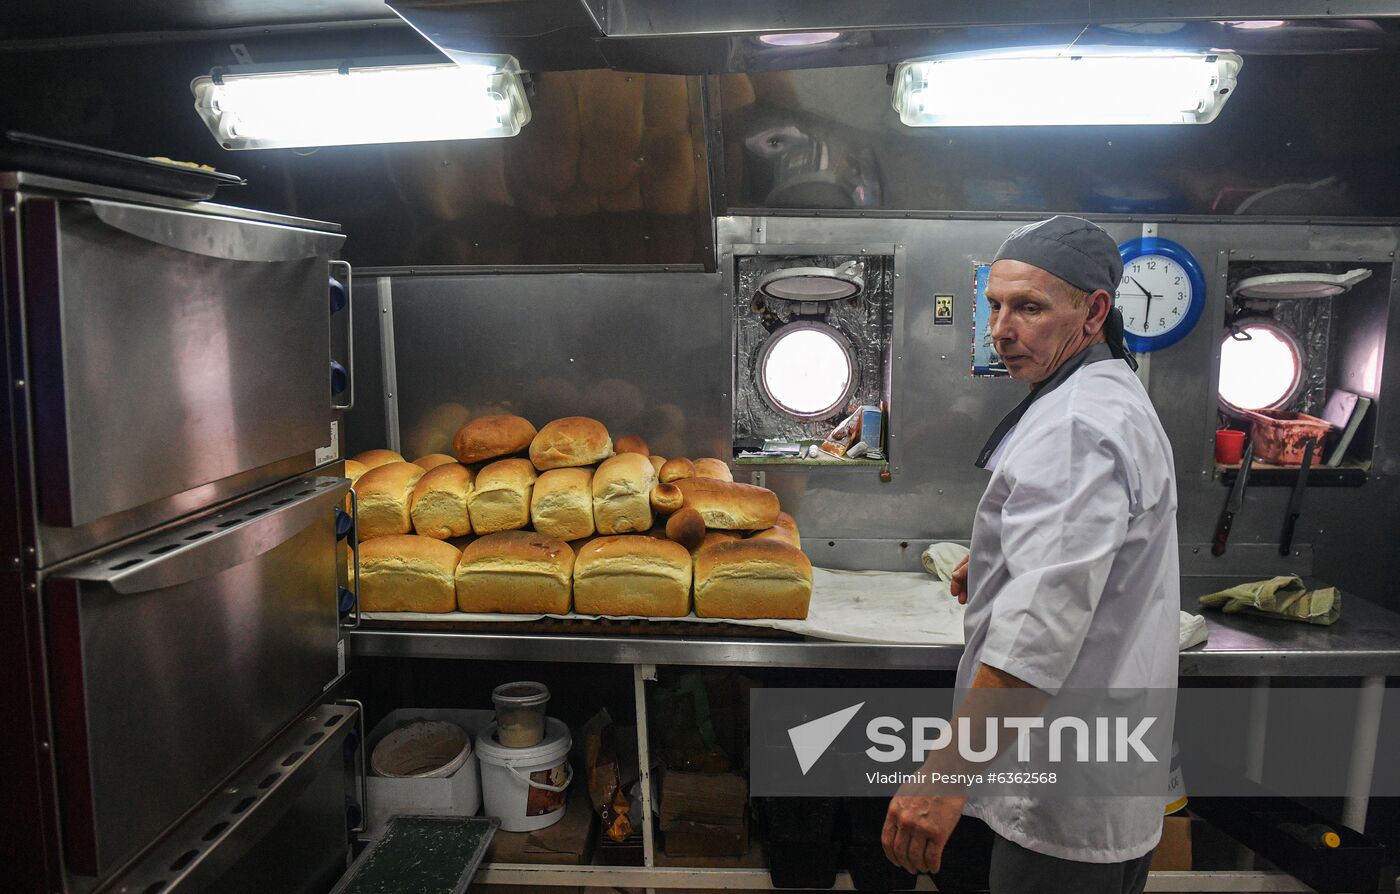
[989,833,1154,894]
[932,818,1154,894]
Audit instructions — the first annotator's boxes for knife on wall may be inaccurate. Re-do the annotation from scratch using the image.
[1278,437,1317,556]
[1212,438,1255,557]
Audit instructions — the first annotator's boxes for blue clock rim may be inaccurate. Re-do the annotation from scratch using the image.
[1117,236,1206,353]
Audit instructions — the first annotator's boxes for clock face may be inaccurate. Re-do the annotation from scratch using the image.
[1115,253,1194,338]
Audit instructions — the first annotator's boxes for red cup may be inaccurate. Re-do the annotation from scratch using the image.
[1215,429,1245,465]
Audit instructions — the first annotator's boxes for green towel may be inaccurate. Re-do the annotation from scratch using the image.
[1199,575,1340,626]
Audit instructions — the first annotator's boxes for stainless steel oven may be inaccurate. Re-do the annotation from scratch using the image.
[0,172,359,894]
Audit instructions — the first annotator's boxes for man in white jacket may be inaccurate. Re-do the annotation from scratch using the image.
[883,216,1180,894]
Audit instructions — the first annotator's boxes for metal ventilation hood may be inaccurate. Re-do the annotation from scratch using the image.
[387,0,1400,75]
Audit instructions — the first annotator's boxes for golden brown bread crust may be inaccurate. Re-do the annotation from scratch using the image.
[672,478,780,531]
[530,467,596,542]
[468,458,538,534]
[573,535,692,617]
[410,463,475,539]
[455,530,574,613]
[693,539,813,620]
[530,416,613,470]
[750,511,800,548]
[692,458,734,481]
[614,434,650,455]
[352,449,406,470]
[649,483,684,514]
[658,457,695,483]
[344,459,369,483]
[665,507,706,550]
[411,453,459,471]
[357,462,428,539]
[359,534,461,612]
[592,452,656,535]
[452,415,537,464]
[648,455,667,475]
[697,530,740,551]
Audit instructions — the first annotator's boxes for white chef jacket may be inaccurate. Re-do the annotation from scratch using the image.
[956,355,1180,863]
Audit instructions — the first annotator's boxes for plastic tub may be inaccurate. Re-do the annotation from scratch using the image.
[1244,410,1330,465]
[371,721,470,778]
[492,681,550,748]
[364,708,492,838]
[476,717,573,832]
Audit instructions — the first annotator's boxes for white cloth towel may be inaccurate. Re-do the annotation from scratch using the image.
[921,542,970,582]
[1179,610,1208,650]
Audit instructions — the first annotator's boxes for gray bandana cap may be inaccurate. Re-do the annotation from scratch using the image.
[992,215,1123,296]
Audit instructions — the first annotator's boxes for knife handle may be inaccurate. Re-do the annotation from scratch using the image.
[1212,511,1234,556]
[1279,513,1299,556]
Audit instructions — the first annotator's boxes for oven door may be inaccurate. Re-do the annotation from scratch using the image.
[21,195,345,565]
[43,475,349,880]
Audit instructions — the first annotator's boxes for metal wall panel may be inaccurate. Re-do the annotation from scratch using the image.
[381,271,728,463]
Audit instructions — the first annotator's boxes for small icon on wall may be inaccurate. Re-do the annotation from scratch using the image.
[934,294,953,325]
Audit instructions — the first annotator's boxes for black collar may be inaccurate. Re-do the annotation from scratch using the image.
[974,343,1118,469]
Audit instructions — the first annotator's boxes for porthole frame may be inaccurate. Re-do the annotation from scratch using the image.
[754,320,860,422]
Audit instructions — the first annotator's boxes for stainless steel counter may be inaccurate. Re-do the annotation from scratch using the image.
[350,577,1400,677]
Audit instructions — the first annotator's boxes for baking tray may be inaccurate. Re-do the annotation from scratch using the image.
[1,131,245,200]
[332,815,499,894]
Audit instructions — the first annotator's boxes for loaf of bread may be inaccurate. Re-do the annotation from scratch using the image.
[593,452,656,535]
[356,461,428,539]
[412,453,459,471]
[352,449,406,471]
[530,416,613,470]
[693,539,813,619]
[650,483,683,514]
[673,478,780,530]
[453,415,538,464]
[750,511,800,548]
[614,434,650,455]
[455,530,574,614]
[573,535,692,617]
[531,467,596,542]
[344,459,369,483]
[648,455,667,476]
[692,458,733,482]
[410,463,475,539]
[658,457,695,483]
[468,458,538,534]
[697,529,740,551]
[359,534,461,613]
[665,507,706,550]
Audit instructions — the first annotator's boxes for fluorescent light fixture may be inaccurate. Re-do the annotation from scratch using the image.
[1223,20,1286,29]
[891,48,1242,127]
[758,31,842,47]
[192,54,530,149]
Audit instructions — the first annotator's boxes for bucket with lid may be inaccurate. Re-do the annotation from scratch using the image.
[476,716,572,832]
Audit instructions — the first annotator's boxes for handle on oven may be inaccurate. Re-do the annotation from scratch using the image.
[337,697,369,834]
[330,259,354,412]
[345,486,361,630]
[56,479,350,595]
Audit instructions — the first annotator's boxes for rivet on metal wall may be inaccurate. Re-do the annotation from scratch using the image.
[14,379,24,389]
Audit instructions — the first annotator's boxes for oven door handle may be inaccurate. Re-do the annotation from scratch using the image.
[56,479,349,595]
[330,259,354,411]
[87,198,343,262]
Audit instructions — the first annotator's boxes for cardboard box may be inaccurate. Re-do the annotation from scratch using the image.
[1150,815,1193,871]
[663,817,748,857]
[659,771,748,828]
[485,783,597,866]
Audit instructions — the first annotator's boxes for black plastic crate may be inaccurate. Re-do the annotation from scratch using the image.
[767,841,843,889]
[1190,796,1388,893]
[843,797,890,845]
[847,844,917,891]
[756,796,839,843]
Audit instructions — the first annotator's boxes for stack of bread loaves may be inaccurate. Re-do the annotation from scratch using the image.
[347,413,812,620]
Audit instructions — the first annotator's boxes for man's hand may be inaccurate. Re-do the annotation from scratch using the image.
[950,554,970,604]
[882,789,967,874]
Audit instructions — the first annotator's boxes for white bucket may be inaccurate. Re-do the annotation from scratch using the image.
[476,717,573,832]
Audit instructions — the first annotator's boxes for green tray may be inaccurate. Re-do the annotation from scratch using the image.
[332,815,499,894]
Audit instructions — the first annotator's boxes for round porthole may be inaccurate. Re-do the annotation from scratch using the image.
[756,321,857,420]
[1218,319,1305,415]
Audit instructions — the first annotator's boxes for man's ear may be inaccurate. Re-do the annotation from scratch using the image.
[1084,289,1113,336]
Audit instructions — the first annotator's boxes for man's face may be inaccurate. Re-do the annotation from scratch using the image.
[985,259,1104,384]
